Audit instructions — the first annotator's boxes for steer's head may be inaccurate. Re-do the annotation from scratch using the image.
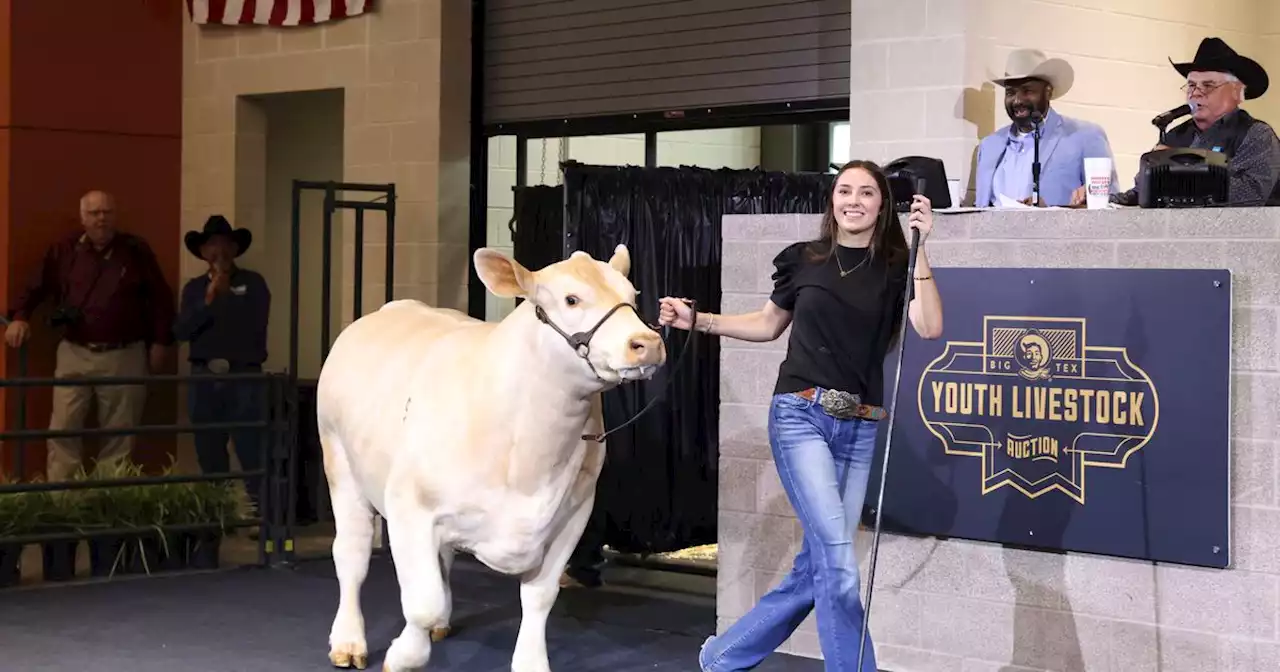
[475,244,667,386]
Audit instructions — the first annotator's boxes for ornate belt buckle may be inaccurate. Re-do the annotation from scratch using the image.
[208,358,231,374]
[819,389,861,420]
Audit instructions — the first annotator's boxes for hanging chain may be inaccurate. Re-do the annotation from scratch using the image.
[540,138,548,185]
[558,136,568,182]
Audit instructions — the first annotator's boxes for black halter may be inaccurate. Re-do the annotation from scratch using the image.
[533,299,699,444]
[534,302,657,361]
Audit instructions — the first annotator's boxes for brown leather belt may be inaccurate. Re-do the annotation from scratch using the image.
[795,387,887,421]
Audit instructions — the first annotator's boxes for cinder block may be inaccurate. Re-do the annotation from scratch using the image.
[851,0,929,41]
[719,349,761,405]
[1232,373,1280,440]
[1221,638,1280,672]
[887,36,965,89]
[1155,564,1278,639]
[722,214,800,244]
[1231,242,1280,305]
[877,644,968,672]
[1009,240,1120,268]
[745,514,802,573]
[1113,241,1230,270]
[718,457,762,514]
[722,241,763,293]
[868,587,923,648]
[1234,308,1279,372]
[714,558,756,622]
[1232,438,1277,507]
[918,594,1016,660]
[717,402,771,461]
[1064,553,1158,622]
[1168,207,1280,239]
[1230,506,1280,576]
[971,208,1167,240]
[755,462,793,517]
[849,42,890,92]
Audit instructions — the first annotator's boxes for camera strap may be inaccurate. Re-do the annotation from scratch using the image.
[58,247,110,316]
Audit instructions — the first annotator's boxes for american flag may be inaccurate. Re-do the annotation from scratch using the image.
[186,0,373,26]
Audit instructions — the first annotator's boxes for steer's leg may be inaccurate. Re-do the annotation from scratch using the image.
[383,497,446,672]
[325,435,376,670]
[430,545,456,642]
[512,442,606,672]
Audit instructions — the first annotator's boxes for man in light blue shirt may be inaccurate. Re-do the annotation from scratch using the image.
[974,49,1118,208]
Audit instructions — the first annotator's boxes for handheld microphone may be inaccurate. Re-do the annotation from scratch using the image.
[908,178,924,287]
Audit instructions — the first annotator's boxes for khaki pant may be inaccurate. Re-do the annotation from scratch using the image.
[46,340,148,482]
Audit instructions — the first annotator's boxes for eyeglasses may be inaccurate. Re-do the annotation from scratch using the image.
[1182,81,1230,94]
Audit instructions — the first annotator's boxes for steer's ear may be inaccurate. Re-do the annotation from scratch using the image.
[474,248,534,299]
[608,244,631,277]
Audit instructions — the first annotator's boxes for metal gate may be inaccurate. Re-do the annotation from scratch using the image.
[278,180,397,563]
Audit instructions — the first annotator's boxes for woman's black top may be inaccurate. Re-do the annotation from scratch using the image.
[768,240,909,407]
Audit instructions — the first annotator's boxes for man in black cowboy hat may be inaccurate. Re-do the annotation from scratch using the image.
[173,214,271,514]
[1116,37,1280,206]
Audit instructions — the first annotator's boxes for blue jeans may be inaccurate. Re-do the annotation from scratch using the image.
[701,390,879,671]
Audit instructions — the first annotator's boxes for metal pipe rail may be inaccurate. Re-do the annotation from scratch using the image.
[0,372,275,387]
[1,519,262,547]
[0,421,277,441]
[0,360,293,577]
[0,469,269,494]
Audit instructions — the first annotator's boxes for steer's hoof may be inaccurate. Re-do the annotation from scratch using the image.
[330,645,368,669]
[430,626,452,642]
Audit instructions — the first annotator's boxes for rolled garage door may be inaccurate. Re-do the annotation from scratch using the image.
[483,0,851,126]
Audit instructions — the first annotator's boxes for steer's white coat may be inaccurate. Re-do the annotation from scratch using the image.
[316,245,665,671]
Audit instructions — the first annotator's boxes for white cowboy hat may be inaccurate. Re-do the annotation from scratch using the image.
[990,49,1075,99]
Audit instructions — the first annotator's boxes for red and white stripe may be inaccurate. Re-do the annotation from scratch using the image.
[186,0,372,26]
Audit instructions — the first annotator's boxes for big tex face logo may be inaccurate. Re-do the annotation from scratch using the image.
[918,316,1159,504]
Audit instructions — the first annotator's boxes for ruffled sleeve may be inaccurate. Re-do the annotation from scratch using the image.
[768,242,805,311]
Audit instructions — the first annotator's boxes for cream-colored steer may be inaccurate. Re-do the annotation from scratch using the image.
[316,245,666,672]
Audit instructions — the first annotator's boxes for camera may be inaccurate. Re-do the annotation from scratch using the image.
[48,305,83,329]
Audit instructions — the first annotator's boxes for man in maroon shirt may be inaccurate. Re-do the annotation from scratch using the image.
[4,190,175,481]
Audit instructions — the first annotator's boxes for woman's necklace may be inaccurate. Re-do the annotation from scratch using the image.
[836,248,869,277]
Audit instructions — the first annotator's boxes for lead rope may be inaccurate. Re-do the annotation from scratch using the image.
[581,300,699,443]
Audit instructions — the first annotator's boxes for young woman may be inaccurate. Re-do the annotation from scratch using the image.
[658,160,944,671]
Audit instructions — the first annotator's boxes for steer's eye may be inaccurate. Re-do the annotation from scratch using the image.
[565,295,580,307]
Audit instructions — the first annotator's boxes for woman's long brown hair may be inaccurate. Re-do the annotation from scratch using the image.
[803,159,908,268]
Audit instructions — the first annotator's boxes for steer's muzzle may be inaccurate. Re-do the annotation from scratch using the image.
[626,329,666,369]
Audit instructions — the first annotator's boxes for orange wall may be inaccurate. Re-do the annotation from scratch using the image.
[2,0,183,479]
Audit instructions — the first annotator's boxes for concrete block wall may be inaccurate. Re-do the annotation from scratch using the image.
[717,209,1280,670]
[848,0,1279,203]
[181,0,472,355]
[484,128,761,321]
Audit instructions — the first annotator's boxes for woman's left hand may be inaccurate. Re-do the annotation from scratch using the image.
[908,194,933,243]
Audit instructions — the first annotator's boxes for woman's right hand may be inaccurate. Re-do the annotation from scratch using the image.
[658,297,695,331]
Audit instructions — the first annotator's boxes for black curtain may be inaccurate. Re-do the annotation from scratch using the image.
[509,184,564,275]
[561,163,833,555]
